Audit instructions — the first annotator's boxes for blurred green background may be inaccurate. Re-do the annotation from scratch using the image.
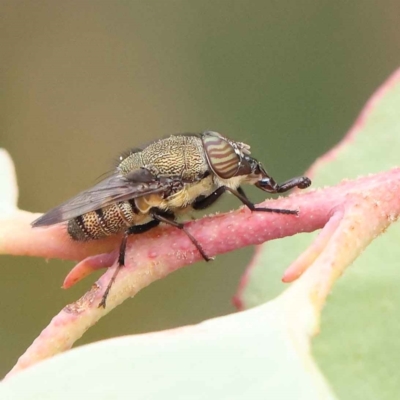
[1,0,399,385]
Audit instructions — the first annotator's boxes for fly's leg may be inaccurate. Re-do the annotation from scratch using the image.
[193,176,311,215]
[98,219,160,308]
[263,176,311,193]
[151,210,211,262]
[251,175,311,213]
[257,176,311,193]
[192,186,226,210]
[225,186,299,215]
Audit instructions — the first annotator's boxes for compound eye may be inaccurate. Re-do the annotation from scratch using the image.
[202,131,240,179]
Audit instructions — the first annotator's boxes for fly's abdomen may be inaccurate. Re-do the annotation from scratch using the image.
[68,200,138,241]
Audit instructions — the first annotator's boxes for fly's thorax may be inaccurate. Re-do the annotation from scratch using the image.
[118,135,209,183]
[118,152,143,175]
[67,200,145,241]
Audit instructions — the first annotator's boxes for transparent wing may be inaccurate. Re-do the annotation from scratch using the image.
[31,171,168,227]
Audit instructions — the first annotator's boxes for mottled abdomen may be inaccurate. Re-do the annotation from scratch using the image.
[68,200,138,241]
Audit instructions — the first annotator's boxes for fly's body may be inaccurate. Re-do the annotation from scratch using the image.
[32,131,311,307]
[67,135,209,241]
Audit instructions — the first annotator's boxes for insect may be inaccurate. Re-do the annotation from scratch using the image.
[32,131,311,307]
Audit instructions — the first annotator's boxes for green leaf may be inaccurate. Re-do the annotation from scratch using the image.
[240,69,400,400]
[0,307,335,400]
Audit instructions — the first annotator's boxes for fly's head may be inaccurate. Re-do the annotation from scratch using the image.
[201,130,311,194]
[201,131,271,186]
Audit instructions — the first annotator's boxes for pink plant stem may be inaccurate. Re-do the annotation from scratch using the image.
[5,167,400,377]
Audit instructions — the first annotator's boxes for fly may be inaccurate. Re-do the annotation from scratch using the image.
[32,131,311,307]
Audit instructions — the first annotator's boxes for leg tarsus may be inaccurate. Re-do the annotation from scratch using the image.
[275,176,311,193]
[151,211,211,261]
[258,176,311,193]
[98,219,161,308]
[225,186,298,215]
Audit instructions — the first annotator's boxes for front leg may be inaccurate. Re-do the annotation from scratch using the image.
[257,176,311,193]
[192,186,226,210]
[226,186,299,215]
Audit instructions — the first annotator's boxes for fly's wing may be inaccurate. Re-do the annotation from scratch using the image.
[31,169,170,227]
